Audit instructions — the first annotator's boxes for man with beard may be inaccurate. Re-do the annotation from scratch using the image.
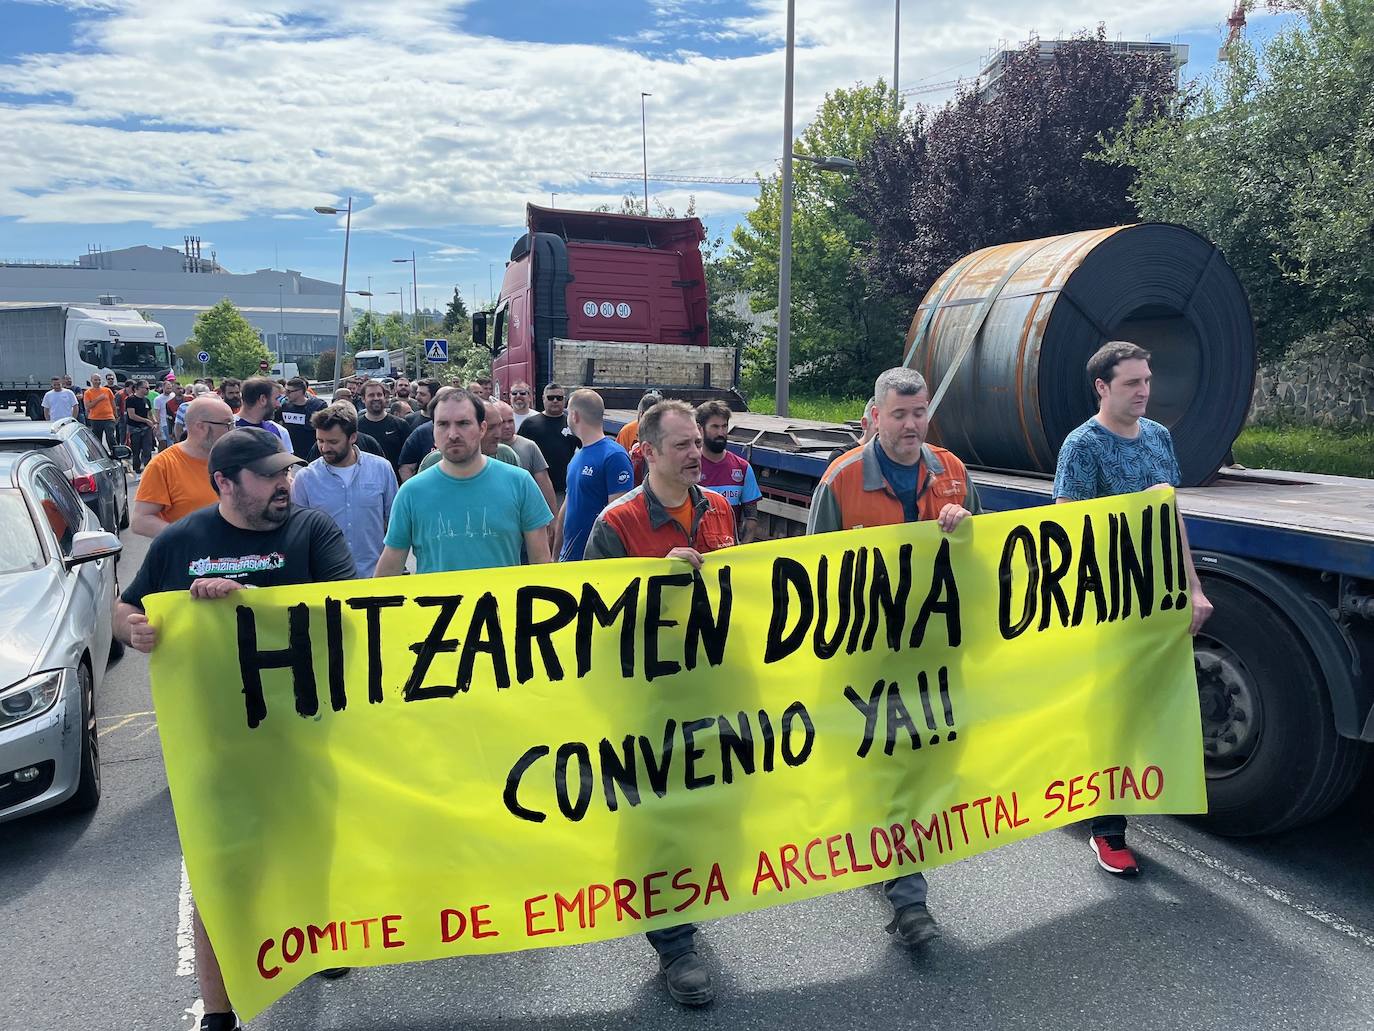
[491,397,557,525]
[406,378,441,431]
[582,399,736,1007]
[807,367,978,951]
[291,403,398,578]
[356,379,411,470]
[375,387,552,575]
[115,427,355,1031]
[695,400,761,544]
[234,376,292,451]
[219,377,243,413]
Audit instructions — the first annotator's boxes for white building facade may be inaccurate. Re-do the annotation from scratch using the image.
[0,244,351,370]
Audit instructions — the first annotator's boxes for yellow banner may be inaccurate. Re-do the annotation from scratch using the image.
[147,490,1205,1020]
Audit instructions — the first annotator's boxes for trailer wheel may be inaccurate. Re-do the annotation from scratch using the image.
[25,393,43,420]
[1192,575,1366,836]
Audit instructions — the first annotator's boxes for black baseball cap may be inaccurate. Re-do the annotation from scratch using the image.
[208,428,302,480]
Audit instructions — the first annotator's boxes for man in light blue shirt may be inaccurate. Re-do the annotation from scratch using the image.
[290,403,397,578]
[375,387,552,576]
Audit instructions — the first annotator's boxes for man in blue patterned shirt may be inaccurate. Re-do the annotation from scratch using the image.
[1053,341,1213,877]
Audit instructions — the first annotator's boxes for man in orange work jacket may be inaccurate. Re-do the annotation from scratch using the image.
[806,366,979,949]
[583,398,735,1008]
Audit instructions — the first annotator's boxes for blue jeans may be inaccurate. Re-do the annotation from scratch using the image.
[883,871,928,911]
[646,924,697,965]
[1091,814,1127,836]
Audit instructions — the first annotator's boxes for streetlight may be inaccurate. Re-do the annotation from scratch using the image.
[640,91,652,215]
[392,253,418,334]
[893,0,900,102]
[775,0,856,418]
[314,198,353,388]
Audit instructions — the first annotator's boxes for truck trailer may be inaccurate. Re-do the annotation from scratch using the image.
[474,205,741,409]
[596,222,1374,838]
[0,304,173,418]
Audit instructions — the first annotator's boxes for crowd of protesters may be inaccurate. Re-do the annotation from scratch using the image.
[103,341,1209,1029]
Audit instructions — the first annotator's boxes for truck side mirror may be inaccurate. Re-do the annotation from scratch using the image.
[472,312,488,349]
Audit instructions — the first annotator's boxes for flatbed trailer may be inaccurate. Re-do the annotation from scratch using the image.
[604,408,1374,837]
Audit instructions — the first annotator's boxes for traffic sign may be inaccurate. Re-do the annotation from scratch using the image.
[197,350,210,364]
[424,338,449,363]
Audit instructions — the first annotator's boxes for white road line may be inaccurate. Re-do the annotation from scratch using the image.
[176,857,196,976]
[177,856,206,1026]
[1138,823,1374,950]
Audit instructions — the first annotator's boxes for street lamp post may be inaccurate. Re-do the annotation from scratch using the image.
[392,253,418,333]
[640,91,652,216]
[893,0,900,102]
[314,197,353,388]
[276,284,285,368]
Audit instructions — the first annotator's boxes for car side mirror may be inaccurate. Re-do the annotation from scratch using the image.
[472,311,488,349]
[111,445,131,460]
[66,529,122,568]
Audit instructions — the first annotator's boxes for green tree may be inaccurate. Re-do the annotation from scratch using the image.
[346,310,383,354]
[174,340,204,371]
[850,31,1180,331]
[1100,0,1374,359]
[728,80,906,396]
[187,299,272,378]
[442,288,469,333]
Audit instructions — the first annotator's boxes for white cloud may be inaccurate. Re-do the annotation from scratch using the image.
[0,0,1226,234]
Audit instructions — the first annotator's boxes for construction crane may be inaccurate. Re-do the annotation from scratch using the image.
[1219,1,1248,60]
[588,171,755,185]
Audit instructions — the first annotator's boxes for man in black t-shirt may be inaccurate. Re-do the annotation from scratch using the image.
[356,379,410,470]
[517,381,579,497]
[114,428,355,1031]
[405,377,440,431]
[276,376,328,458]
[123,379,156,473]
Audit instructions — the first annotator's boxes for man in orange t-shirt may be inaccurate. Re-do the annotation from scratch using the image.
[132,396,235,537]
[83,374,118,452]
[615,389,663,452]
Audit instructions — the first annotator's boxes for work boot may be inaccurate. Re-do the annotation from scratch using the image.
[887,902,941,947]
[316,967,350,979]
[662,952,714,1006]
[199,1013,241,1031]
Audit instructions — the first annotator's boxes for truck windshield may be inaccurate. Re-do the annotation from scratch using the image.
[355,354,384,371]
[80,339,170,372]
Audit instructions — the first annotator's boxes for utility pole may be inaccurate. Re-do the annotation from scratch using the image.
[893,0,901,104]
[775,0,796,418]
[640,91,652,215]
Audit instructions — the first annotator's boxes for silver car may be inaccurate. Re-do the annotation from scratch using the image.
[0,450,122,823]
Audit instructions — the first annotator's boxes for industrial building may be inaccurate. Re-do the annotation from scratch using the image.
[976,37,1190,100]
[0,239,351,369]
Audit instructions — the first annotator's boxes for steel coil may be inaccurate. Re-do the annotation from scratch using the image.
[905,223,1256,487]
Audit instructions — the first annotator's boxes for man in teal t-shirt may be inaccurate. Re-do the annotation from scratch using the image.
[374,388,553,575]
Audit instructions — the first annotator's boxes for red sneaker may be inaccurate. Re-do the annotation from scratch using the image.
[1089,833,1140,876]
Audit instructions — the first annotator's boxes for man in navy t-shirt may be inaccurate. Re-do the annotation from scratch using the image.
[1053,340,1213,878]
[557,388,633,561]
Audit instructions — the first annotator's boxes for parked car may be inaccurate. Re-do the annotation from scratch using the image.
[0,418,130,534]
[0,451,121,823]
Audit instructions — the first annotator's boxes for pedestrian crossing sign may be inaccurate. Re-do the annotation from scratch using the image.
[424,338,448,363]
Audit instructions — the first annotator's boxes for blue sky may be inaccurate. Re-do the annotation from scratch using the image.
[0,1,1298,315]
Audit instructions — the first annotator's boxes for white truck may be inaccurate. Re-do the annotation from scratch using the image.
[0,304,173,418]
[352,348,408,379]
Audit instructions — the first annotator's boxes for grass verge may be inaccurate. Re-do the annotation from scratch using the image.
[1232,424,1374,479]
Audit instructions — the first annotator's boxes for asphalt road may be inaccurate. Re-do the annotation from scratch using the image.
[2,487,1373,1031]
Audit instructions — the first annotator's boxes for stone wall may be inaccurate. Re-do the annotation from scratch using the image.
[1248,336,1374,425]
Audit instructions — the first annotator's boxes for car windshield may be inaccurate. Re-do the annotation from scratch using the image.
[0,491,42,574]
[0,440,73,472]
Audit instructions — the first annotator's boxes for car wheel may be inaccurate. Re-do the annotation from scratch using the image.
[61,662,101,813]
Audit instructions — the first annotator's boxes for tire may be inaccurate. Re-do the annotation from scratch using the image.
[1191,575,1365,836]
[25,394,43,420]
[61,662,101,813]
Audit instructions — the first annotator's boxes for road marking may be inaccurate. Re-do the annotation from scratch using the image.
[176,858,196,976]
[178,857,206,1026]
[97,709,154,723]
[1138,823,1374,950]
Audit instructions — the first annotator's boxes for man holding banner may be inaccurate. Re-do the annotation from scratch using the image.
[807,366,979,949]
[114,427,357,1031]
[1053,340,1213,877]
[584,398,737,1007]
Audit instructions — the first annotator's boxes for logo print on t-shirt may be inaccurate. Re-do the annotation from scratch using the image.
[188,552,287,577]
